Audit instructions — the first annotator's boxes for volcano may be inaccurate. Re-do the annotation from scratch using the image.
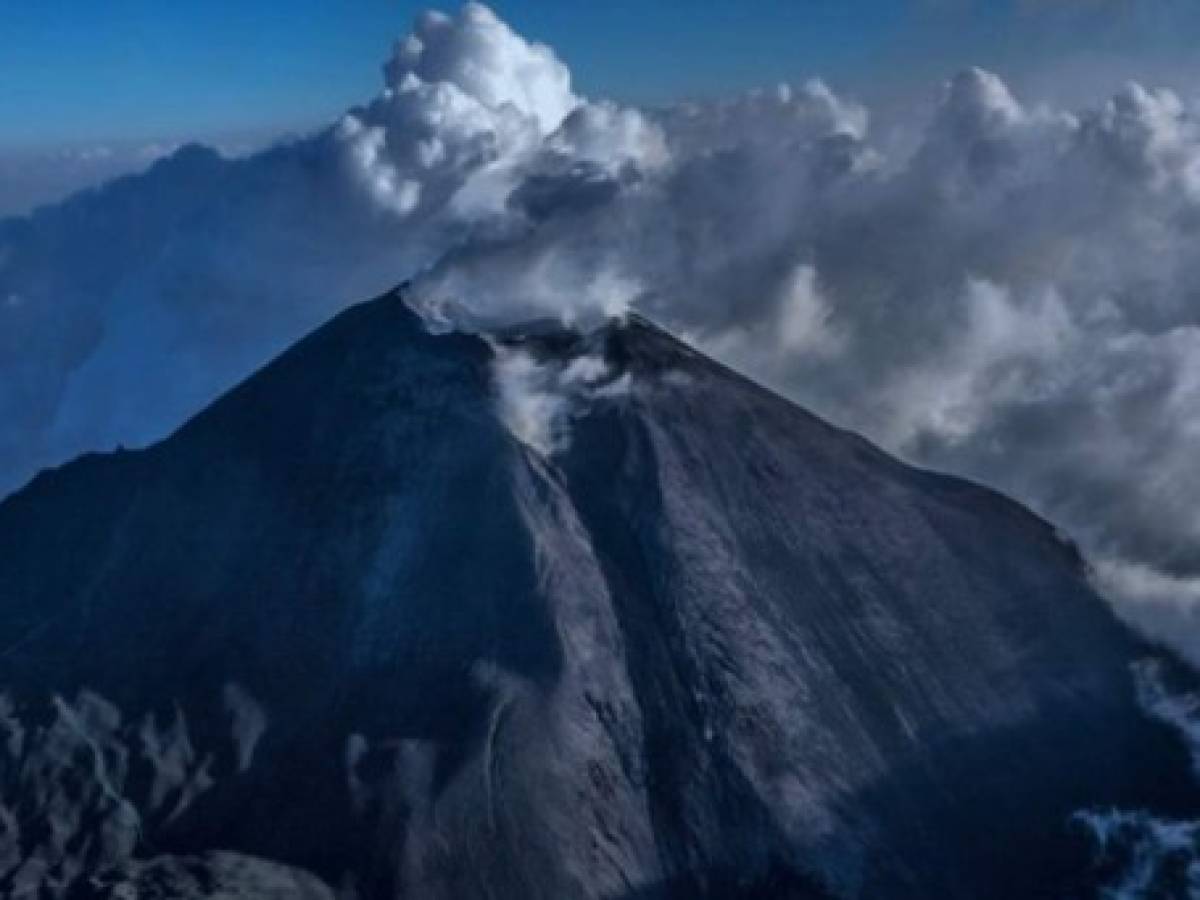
[0,287,1196,899]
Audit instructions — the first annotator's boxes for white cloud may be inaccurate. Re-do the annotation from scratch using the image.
[383,4,577,136]
[337,116,423,216]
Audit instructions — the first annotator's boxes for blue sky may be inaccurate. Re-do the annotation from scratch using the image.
[4,0,1199,152]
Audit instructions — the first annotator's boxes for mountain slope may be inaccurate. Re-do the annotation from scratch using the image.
[0,288,1196,899]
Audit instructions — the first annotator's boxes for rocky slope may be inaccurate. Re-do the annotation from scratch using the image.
[0,288,1197,898]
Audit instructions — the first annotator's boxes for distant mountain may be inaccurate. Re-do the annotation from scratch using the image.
[0,288,1196,899]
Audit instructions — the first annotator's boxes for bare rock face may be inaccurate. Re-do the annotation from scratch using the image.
[0,289,1197,898]
[0,686,286,899]
[86,852,335,900]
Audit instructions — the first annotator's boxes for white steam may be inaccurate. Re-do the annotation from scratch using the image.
[3,5,1200,660]
[490,343,629,456]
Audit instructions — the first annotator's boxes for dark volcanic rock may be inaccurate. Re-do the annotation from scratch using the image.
[0,289,1197,898]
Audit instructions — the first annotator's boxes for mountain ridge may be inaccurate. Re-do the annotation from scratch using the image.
[0,286,1197,898]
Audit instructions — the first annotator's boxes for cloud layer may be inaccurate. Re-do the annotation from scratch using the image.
[3,4,1200,658]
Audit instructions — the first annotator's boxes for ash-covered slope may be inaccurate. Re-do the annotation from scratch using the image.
[0,289,1196,899]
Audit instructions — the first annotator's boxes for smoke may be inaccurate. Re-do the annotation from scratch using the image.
[3,5,1200,660]
[490,342,629,456]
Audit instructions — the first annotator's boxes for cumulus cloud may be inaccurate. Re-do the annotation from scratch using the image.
[3,5,1200,662]
[384,4,576,135]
